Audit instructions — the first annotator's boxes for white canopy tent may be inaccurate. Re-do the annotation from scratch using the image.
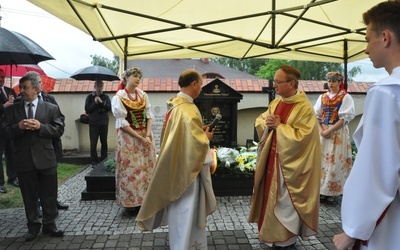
[28,0,380,82]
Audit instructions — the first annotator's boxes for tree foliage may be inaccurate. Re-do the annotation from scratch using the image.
[90,54,120,74]
[212,58,361,81]
[256,60,361,80]
[210,58,268,75]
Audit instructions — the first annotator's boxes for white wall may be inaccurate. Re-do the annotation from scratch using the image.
[53,91,365,152]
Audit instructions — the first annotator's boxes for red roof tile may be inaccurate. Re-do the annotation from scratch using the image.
[25,78,373,94]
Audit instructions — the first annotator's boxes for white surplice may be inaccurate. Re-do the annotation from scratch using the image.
[168,174,207,250]
[341,67,400,250]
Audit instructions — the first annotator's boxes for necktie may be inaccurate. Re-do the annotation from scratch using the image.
[28,103,33,119]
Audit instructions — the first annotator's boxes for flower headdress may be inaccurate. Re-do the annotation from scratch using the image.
[118,67,143,91]
[326,72,345,92]
[326,72,344,82]
[122,67,143,79]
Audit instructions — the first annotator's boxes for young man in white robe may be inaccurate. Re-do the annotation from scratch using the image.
[333,1,400,249]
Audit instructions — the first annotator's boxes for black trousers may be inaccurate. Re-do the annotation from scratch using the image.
[18,167,58,231]
[0,138,17,185]
[89,124,108,164]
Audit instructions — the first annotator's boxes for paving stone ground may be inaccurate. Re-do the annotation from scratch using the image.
[0,165,344,249]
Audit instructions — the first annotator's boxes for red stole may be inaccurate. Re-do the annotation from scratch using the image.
[258,101,296,230]
[352,204,391,250]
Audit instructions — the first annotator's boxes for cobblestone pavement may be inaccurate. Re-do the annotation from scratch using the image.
[0,166,344,249]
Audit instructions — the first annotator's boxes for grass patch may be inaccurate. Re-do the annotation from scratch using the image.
[0,163,84,209]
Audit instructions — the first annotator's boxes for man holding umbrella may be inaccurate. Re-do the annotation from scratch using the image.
[72,65,117,167]
[84,79,111,167]
[0,68,19,193]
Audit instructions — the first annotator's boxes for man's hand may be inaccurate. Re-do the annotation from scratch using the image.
[266,115,281,130]
[333,233,356,250]
[203,124,214,140]
[3,100,14,108]
[19,119,40,131]
[95,96,103,104]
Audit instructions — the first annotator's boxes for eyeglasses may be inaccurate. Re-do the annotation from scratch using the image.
[273,80,291,85]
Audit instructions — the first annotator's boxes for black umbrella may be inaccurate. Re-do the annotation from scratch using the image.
[0,27,54,65]
[70,65,120,81]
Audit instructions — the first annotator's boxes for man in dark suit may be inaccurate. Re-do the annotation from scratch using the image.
[1,74,65,241]
[24,71,69,210]
[0,69,19,194]
[85,79,111,166]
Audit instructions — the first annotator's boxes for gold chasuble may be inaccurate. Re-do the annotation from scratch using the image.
[136,95,216,230]
[248,91,321,244]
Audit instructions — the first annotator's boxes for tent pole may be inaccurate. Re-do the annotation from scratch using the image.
[344,39,348,90]
[271,0,276,46]
[124,37,128,71]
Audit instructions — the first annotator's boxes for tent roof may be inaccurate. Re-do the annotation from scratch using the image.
[28,0,378,63]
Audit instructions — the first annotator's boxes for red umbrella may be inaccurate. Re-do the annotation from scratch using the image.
[0,64,46,76]
[0,64,56,95]
[12,75,56,95]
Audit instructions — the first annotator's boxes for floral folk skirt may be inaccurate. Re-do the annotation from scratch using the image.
[115,128,156,208]
[320,125,353,196]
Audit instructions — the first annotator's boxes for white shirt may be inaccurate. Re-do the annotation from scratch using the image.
[25,98,39,118]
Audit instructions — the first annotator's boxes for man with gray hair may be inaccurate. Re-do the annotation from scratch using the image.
[24,71,69,210]
[2,74,65,241]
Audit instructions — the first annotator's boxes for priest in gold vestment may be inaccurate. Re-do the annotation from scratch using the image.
[136,69,216,250]
[248,65,321,248]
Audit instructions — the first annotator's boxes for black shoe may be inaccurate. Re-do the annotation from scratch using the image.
[273,243,296,250]
[42,228,65,237]
[0,185,7,193]
[26,229,39,241]
[125,207,140,216]
[57,201,69,210]
[8,179,20,188]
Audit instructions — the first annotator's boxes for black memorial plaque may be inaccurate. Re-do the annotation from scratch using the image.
[195,78,242,148]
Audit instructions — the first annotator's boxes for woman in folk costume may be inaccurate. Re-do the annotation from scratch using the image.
[111,67,156,214]
[314,72,355,202]
[248,65,321,248]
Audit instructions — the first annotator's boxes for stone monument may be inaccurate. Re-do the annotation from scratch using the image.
[195,78,243,148]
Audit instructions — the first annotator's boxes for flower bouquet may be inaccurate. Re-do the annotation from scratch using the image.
[212,144,258,178]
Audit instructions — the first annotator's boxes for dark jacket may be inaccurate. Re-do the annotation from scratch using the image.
[1,100,64,172]
[84,91,111,126]
[0,86,17,116]
[40,92,65,162]
[13,92,65,162]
